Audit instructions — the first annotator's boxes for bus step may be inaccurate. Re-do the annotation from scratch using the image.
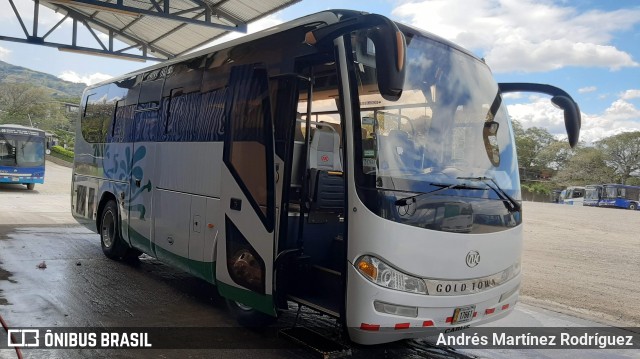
[279,326,351,359]
[287,295,340,318]
[313,264,341,276]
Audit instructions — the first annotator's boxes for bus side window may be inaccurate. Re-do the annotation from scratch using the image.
[163,58,205,141]
[108,77,137,143]
[81,85,111,143]
[134,68,166,142]
[224,63,274,225]
[137,68,165,110]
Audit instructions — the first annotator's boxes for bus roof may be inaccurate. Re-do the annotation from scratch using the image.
[83,9,483,91]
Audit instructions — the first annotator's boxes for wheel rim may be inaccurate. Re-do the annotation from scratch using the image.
[101,210,115,248]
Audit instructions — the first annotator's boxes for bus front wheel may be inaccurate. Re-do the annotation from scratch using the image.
[100,200,128,260]
[226,299,276,328]
[26,183,35,190]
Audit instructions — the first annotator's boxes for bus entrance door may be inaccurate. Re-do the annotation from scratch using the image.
[216,65,277,316]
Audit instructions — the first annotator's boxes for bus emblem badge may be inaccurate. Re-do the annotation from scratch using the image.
[321,155,329,162]
[466,250,480,268]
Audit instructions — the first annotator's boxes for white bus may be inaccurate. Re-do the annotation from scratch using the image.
[559,186,585,206]
[71,10,581,344]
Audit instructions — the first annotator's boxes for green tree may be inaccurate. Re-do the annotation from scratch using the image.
[596,131,640,184]
[554,147,617,186]
[537,140,574,171]
[0,83,69,131]
[521,181,553,201]
[512,119,560,179]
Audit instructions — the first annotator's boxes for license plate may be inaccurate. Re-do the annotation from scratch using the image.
[452,305,475,325]
[11,177,19,182]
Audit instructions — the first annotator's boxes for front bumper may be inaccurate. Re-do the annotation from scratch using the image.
[346,264,520,345]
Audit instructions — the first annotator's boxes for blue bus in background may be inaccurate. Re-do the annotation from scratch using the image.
[599,184,640,210]
[0,124,46,190]
[583,184,603,207]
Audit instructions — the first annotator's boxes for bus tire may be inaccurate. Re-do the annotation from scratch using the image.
[26,183,35,190]
[226,299,276,328]
[629,203,637,210]
[99,200,128,260]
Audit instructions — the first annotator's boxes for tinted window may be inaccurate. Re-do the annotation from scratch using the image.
[82,85,112,143]
[224,64,274,230]
[107,81,133,143]
[163,58,206,140]
[137,68,165,110]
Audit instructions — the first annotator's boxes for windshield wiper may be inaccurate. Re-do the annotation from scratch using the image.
[395,183,485,206]
[457,176,521,213]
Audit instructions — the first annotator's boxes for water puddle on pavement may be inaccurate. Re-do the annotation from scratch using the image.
[0,264,16,305]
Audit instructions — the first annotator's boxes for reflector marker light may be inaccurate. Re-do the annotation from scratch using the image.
[445,317,453,323]
[473,312,477,318]
[422,320,434,327]
[502,304,510,310]
[360,323,380,331]
[395,323,410,330]
[485,308,496,315]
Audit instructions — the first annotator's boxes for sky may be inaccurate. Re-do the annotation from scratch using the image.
[0,0,638,144]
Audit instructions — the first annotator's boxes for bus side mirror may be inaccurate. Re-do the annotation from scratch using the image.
[499,83,581,148]
[366,24,406,101]
[305,13,406,101]
[551,95,580,147]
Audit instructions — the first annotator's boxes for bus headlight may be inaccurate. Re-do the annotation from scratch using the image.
[356,255,428,294]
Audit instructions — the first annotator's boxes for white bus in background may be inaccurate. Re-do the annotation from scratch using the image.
[70,10,581,344]
[559,186,585,205]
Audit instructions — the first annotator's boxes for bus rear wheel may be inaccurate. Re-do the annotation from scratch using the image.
[26,183,35,190]
[100,200,128,260]
[226,299,276,328]
[629,203,637,210]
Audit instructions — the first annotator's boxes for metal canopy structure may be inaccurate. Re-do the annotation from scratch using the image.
[0,0,301,62]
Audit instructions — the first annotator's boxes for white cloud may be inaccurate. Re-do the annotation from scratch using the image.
[508,97,567,134]
[508,92,640,144]
[0,1,65,26]
[392,0,640,73]
[58,71,113,85]
[621,89,640,100]
[502,93,523,100]
[578,86,597,94]
[0,46,10,61]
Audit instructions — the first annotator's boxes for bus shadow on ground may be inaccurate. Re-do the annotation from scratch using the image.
[0,183,40,192]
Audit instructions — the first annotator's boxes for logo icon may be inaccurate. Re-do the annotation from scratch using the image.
[465,250,480,268]
[7,329,40,347]
[321,155,329,162]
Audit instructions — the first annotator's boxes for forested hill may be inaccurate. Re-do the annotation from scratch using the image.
[0,60,85,99]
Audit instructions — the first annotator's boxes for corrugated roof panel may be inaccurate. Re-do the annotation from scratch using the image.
[220,0,292,22]
[158,30,224,55]
[38,0,301,60]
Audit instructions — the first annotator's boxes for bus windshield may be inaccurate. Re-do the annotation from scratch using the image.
[0,133,46,167]
[353,30,520,233]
